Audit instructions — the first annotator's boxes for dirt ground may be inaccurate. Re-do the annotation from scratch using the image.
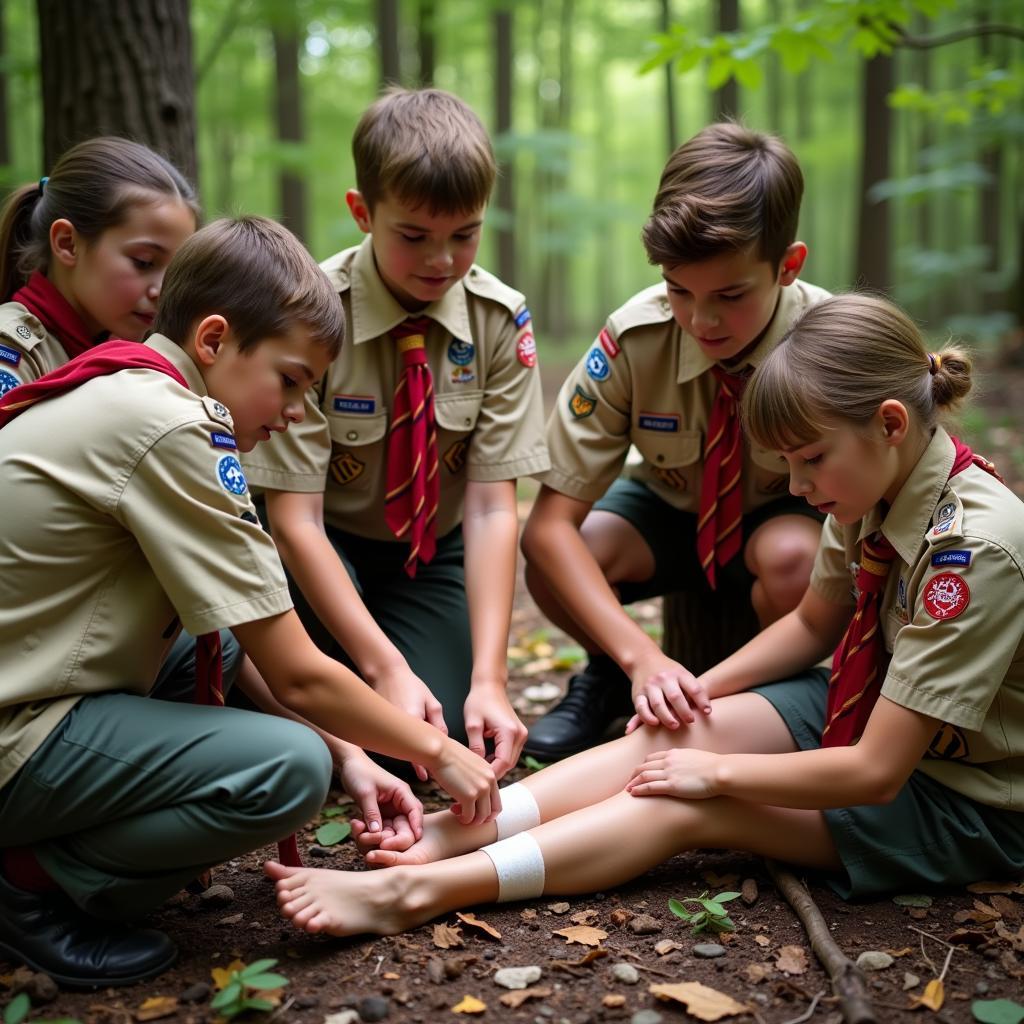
[3,357,1024,1024]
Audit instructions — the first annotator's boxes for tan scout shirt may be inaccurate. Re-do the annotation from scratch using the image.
[810,428,1024,811]
[0,334,292,789]
[242,237,550,540]
[541,279,830,512]
[0,301,71,397]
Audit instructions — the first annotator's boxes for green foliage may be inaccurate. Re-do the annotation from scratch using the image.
[891,61,1024,123]
[4,994,30,1024]
[210,958,290,1018]
[521,755,549,772]
[668,890,741,936]
[972,999,1024,1024]
[315,820,352,846]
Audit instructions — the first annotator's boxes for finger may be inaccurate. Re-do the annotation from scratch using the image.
[665,686,697,725]
[680,676,712,715]
[624,713,642,734]
[635,694,661,729]
[646,690,680,730]
[426,701,449,736]
[488,729,516,780]
[627,780,669,797]
[359,792,383,834]
[465,720,486,760]
[414,763,429,782]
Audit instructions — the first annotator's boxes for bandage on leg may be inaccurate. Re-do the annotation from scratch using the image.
[494,781,541,840]
[480,833,546,903]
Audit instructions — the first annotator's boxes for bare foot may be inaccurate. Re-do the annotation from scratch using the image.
[363,809,494,868]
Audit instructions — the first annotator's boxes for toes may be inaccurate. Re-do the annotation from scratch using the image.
[265,860,303,882]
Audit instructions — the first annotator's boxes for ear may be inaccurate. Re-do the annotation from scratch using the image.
[346,190,373,234]
[877,399,911,447]
[49,218,79,268]
[191,314,230,368]
[777,242,807,286]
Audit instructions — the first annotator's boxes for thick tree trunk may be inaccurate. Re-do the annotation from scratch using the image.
[712,0,739,120]
[377,0,400,88]
[854,53,893,294]
[36,0,196,180]
[272,16,308,243]
[418,0,436,86]
[493,6,515,285]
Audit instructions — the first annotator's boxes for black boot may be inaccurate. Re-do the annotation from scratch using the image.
[523,671,634,761]
[0,873,177,989]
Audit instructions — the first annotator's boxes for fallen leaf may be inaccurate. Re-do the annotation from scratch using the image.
[602,994,626,1008]
[609,909,633,927]
[654,939,682,955]
[991,895,1022,922]
[995,921,1024,953]
[886,947,914,957]
[530,641,554,658]
[970,996,1024,1023]
[570,909,599,926]
[550,948,609,972]
[451,994,486,1014]
[456,912,501,939]
[775,945,808,974]
[754,935,771,948]
[745,963,771,984]
[955,900,1003,925]
[893,894,933,908]
[553,925,607,947]
[740,878,758,906]
[520,909,537,922]
[547,901,570,914]
[499,986,552,1009]
[650,981,748,1021]
[382,972,400,980]
[135,997,178,1021]
[968,881,1024,896]
[433,923,464,949]
[908,978,944,1011]
[211,959,246,989]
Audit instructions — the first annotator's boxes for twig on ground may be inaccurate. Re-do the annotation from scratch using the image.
[780,989,826,1024]
[766,860,877,1024]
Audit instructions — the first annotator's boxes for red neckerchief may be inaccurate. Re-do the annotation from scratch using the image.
[11,270,102,359]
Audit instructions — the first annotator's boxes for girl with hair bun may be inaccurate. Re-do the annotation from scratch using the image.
[0,136,198,398]
[262,293,1024,940]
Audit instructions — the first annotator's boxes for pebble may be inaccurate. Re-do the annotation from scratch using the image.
[628,913,662,935]
[426,958,445,984]
[180,982,212,1003]
[294,994,319,1009]
[740,878,758,906]
[856,951,894,971]
[902,972,920,991]
[323,1012,360,1024]
[216,912,244,926]
[693,943,727,959]
[548,901,571,914]
[974,980,990,995]
[309,845,334,858]
[483,947,497,960]
[630,1011,663,1024]
[611,963,639,984]
[198,884,235,907]
[494,965,543,990]
[356,995,390,1021]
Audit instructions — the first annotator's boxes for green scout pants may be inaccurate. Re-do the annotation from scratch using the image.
[0,630,332,921]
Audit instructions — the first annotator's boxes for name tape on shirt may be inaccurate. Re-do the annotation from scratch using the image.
[0,344,21,366]
[333,394,376,415]
[638,412,680,433]
[514,307,532,329]
[931,550,972,568]
[210,431,238,451]
[598,327,620,359]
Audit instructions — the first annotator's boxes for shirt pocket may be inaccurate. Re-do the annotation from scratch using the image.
[749,444,791,496]
[633,427,703,495]
[434,391,483,477]
[326,411,388,491]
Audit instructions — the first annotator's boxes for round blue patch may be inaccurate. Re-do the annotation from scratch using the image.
[0,370,20,397]
[585,347,610,382]
[217,454,248,495]
[447,339,475,366]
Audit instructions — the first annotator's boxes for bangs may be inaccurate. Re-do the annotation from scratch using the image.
[386,150,494,217]
[742,352,830,453]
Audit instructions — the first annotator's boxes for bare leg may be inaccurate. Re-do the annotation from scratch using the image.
[365,691,796,865]
[745,515,820,627]
[267,788,839,937]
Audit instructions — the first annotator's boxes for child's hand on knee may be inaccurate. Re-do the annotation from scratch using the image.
[629,654,711,731]
[625,748,721,800]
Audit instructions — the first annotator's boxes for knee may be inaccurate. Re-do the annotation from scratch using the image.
[754,536,816,604]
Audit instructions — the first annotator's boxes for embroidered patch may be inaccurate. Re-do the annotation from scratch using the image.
[443,439,469,474]
[516,331,537,368]
[569,385,597,419]
[210,431,238,451]
[333,394,376,414]
[448,339,475,366]
[585,347,610,382]
[922,572,970,621]
[930,520,954,538]
[450,367,476,385]
[514,307,532,329]
[936,501,957,523]
[0,344,21,366]
[652,466,688,492]
[0,370,19,397]
[329,448,365,486]
[928,723,970,761]
[638,412,680,433]
[897,577,907,608]
[217,455,248,495]
[15,324,31,341]
[598,327,620,359]
[931,549,972,568]
[211,401,229,418]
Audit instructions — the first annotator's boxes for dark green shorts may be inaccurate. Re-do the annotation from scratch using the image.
[754,670,1024,899]
[593,478,824,604]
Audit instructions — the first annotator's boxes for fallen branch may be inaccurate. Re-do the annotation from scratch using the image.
[766,860,877,1024]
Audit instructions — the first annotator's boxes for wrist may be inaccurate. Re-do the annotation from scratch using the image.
[618,635,664,676]
[711,753,731,797]
[361,652,411,687]
[417,725,448,771]
[469,672,509,691]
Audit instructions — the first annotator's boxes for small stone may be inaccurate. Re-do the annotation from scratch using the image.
[902,972,920,991]
[628,913,662,935]
[494,965,543,990]
[610,909,634,927]
[198,883,235,906]
[294,994,319,1009]
[309,845,334,858]
[443,958,466,980]
[548,902,571,914]
[426,958,445,984]
[356,995,390,1022]
[323,1012,360,1024]
[18,973,58,1004]
[856,951,894,971]
[693,943,727,959]
[217,912,244,926]
[974,981,990,995]
[180,982,212,1003]
[630,1011,663,1024]
[740,878,758,906]
[611,963,639,984]
[483,948,497,960]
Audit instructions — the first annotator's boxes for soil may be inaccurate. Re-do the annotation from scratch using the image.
[3,359,1024,1024]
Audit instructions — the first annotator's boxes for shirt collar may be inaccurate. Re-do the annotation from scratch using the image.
[349,236,473,345]
[144,333,209,396]
[676,284,798,385]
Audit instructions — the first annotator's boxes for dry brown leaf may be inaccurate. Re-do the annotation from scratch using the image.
[570,909,599,926]
[553,925,608,947]
[432,922,464,949]
[382,972,400,980]
[650,981,748,1021]
[754,934,771,948]
[946,927,992,945]
[210,959,246,990]
[602,994,626,1008]
[774,945,808,974]
[991,894,1022,921]
[995,921,1024,952]
[551,948,609,971]
[520,908,538,921]
[745,963,772,984]
[609,909,633,927]
[499,986,552,1009]
[654,939,682,956]
[886,947,914,957]
[908,978,945,1011]
[451,994,486,1014]
[456,912,501,939]
[135,997,178,1022]
[968,880,1024,896]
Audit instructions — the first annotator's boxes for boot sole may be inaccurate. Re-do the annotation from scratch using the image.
[0,937,178,990]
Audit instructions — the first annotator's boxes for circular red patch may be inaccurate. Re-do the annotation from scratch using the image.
[922,572,970,621]
[516,331,537,368]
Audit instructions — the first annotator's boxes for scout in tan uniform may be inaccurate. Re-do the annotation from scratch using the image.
[0,218,499,989]
[244,88,549,780]
[261,294,1024,941]
[522,123,828,759]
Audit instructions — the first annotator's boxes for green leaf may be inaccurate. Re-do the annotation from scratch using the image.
[321,805,346,818]
[241,999,277,1013]
[243,973,289,990]
[522,755,549,772]
[712,914,736,932]
[240,958,279,977]
[704,900,728,917]
[972,999,1024,1024]
[712,891,741,903]
[5,993,31,1024]
[211,983,243,1010]
[316,821,352,846]
[668,898,692,920]
[892,894,933,908]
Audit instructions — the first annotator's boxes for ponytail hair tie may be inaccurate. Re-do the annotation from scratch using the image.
[928,352,942,375]
[37,176,49,196]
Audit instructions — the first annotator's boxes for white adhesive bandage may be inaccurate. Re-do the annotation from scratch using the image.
[494,782,541,840]
[481,833,546,903]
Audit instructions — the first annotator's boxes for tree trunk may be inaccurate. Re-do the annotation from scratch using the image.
[978,14,1002,283]
[493,6,515,285]
[854,53,893,294]
[36,0,196,180]
[272,14,308,243]
[418,0,436,86]
[0,0,9,166]
[377,0,400,88]
[766,0,782,132]
[660,0,677,153]
[712,0,739,120]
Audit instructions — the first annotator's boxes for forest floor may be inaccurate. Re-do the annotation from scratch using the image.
[3,353,1024,1024]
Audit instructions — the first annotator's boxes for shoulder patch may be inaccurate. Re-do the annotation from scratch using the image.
[926,492,964,545]
[216,454,248,496]
[516,329,537,368]
[598,327,621,359]
[568,385,597,419]
[931,549,972,568]
[0,305,45,352]
[0,369,20,397]
[210,431,238,451]
[0,343,22,367]
[585,346,610,382]
[462,264,526,315]
[922,572,970,621]
[201,395,235,429]
[514,307,531,329]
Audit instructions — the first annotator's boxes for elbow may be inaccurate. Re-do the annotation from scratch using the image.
[855,764,906,806]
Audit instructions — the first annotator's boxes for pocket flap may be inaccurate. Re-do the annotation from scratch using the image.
[633,427,702,469]
[328,411,388,446]
[434,391,482,431]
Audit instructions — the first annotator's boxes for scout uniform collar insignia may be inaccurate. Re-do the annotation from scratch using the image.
[349,236,472,346]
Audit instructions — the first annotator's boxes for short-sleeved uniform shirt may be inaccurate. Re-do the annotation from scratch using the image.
[809,427,1024,811]
[0,334,293,789]
[242,237,550,541]
[0,301,70,397]
[541,279,831,512]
